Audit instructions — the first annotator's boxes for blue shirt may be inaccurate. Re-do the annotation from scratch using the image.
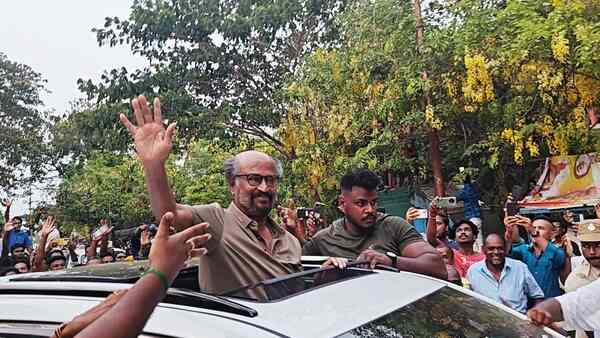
[510,243,566,298]
[467,258,544,313]
[456,184,481,219]
[7,229,32,252]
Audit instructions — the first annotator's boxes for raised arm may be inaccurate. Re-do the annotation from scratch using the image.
[119,95,193,230]
[32,216,56,272]
[2,199,11,223]
[1,221,14,258]
[73,212,210,338]
[425,205,440,247]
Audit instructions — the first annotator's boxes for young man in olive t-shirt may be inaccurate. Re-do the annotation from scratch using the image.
[302,169,447,280]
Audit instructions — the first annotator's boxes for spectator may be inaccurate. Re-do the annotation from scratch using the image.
[565,221,600,291]
[13,257,30,274]
[86,223,112,264]
[32,216,57,272]
[449,220,485,280]
[47,254,67,271]
[436,245,461,285]
[9,244,27,259]
[467,234,544,313]
[456,175,483,248]
[425,205,458,250]
[563,221,600,338]
[527,278,600,336]
[301,168,446,279]
[100,251,115,264]
[120,95,301,296]
[5,216,32,255]
[51,212,211,338]
[507,216,570,298]
[553,220,581,258]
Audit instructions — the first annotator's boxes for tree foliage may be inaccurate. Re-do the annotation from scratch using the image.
[74,0,349,156]
[0,53,52,194]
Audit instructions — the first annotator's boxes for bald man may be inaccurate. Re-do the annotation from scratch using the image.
[120,95,301,296]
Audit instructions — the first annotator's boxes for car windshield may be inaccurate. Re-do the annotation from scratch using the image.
[337,286,551,338]
[224,265,374,302]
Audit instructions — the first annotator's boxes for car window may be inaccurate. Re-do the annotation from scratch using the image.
[337,286,552,338]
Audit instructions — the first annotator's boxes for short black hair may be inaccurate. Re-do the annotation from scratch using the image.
[340,168,381,192]
[100,251,114,260]
[13,257,30,269]
[12,216,22,223]
[532,215,554,228]
[10,244,26,253]
[47,255,66,266]
[449,219,479,240]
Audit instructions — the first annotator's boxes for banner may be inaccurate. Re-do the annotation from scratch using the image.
[521,153,600,209]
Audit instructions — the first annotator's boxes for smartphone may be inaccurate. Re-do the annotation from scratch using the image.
[506,202,520,217]
[297,208,314,219]
[93,224,110,240]
[435,197,457,208]
[416,209,428,219]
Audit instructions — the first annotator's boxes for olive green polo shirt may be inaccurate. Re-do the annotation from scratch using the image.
[184,202,302,296]
[302,214,424,259]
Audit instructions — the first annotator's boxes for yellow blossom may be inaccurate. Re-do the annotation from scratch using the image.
[551,33,569,63]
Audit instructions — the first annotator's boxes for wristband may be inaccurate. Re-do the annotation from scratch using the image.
[144,267,170,292]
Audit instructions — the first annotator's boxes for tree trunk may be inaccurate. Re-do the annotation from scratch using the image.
[412,0,445,197]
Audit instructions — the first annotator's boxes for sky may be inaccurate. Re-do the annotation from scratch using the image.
[1,1,146,215]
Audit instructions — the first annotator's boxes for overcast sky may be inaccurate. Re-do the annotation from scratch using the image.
[1,1,146,215]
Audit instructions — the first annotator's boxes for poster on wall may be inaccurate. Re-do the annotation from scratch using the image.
[521,153,600,209]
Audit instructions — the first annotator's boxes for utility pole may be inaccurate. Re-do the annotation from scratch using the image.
[412,0,445,197]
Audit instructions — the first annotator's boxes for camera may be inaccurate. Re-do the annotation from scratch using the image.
[297,208,315,219]
[434,197,457,208]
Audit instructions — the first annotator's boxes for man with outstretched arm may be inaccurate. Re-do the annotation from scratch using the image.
[119,95,301,296]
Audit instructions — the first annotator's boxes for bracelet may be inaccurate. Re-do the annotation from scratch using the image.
[144,267,170,292]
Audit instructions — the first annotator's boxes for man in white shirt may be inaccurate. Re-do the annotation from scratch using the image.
[527,278,600,335]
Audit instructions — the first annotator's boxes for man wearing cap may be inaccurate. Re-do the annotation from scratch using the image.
[563,220,600,338]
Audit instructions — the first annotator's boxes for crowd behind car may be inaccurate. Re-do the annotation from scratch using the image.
[0,95,597,337]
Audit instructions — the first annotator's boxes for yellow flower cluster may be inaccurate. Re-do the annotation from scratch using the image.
[526,137,540,157]
[462,53,495,105]
[551,33,569,63]
[575,74,600,107]
[500,128,525,164]
[425,105,443,130]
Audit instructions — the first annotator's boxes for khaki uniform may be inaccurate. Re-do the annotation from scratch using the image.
[562,221,600,338]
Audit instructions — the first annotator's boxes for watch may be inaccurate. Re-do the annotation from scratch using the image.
[386,251,398,268]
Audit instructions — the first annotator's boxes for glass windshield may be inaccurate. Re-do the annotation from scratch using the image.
[338,286,551,338]
[225,266,374,302]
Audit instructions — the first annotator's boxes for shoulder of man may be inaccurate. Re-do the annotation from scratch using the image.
[467,259,486,276]
[185,202,225,224]
[312,218,343,241]
[378,215,411,230]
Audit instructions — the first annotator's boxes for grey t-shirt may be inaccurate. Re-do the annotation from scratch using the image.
[302,214,424,259]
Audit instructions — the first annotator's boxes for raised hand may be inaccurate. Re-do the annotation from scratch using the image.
[40,216,56,239]
[405,207,421,223]
[3,220,15,233]
[149,212,211,282]
[119,95,176,165]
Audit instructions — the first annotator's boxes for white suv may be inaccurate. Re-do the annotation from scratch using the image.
[0,258,564,338]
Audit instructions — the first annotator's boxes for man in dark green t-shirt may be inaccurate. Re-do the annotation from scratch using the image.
[302,169,447,280]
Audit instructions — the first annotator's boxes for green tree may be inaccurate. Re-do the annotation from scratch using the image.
[0,53,50,192]
[74,0,349,156]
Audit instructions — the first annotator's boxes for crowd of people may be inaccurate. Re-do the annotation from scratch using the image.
[0,95,597,337]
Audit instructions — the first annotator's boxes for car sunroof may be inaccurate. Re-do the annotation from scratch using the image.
[223,265,374,302]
